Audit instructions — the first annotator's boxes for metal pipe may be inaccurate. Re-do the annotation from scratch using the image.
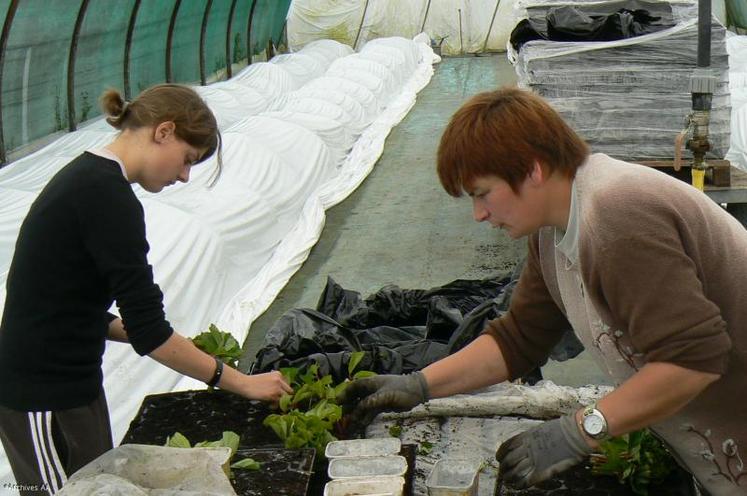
[280,17,288,51]
[199,0,213,85]
[687,0,716,190]
[166,0,182,83]
[0,0,19,165]
[124,0,142,100]
[458,9,463,55]
[420,0,433,34]
[353,0,371,50]
[225,0,238,79]
[67,0,91,132]
[697,0,711,68]
[246,0,257,65]
[481,0,502,53]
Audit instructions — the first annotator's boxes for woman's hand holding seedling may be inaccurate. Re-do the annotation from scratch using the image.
[230,370,293,403]
[188,325,293,404]
[263,352,379,454]
[339,372,430,427]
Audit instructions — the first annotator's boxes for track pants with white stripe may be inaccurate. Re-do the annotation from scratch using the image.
[0,391,112,495]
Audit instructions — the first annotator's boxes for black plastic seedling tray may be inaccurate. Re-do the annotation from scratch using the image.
[121,389,416,495]
[122,389,315,495]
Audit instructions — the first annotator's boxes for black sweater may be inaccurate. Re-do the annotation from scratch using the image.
[0,152,173,411]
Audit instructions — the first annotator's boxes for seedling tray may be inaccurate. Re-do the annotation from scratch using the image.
[233,447,315,496]
[121,389,315,495]
[121,389,416,495]
[122,389,279,447]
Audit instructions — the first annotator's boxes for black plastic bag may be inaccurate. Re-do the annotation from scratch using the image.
[252,270,583,383]
[510,0,675,51]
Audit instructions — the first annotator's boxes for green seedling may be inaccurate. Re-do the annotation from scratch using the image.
[418,440,433,455]
[230,458,261,470]
[590,428,676,495]
[164,432,191,449]
[191,324,243,369]
[264,351,377,456]
[164,431,261,476]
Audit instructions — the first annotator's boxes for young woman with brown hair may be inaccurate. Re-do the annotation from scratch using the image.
[0,84,291,496]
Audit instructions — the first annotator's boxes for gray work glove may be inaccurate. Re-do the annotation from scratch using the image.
[339,372,430,428]
[496,414,593,489]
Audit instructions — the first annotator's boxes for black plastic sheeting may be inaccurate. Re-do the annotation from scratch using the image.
[510,0,676,51]
[251,268,583,384]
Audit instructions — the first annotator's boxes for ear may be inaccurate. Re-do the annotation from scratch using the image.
[153,121,176,143]
[527,160,545,186]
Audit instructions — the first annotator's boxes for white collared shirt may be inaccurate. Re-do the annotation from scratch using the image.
[87,148,128,181]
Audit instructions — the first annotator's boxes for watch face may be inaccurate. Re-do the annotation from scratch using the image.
[583,414,605,436]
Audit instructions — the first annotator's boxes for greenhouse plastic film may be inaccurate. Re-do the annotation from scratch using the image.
[726,33,747,171]
[288,0,522,55]
[512,0,731,160]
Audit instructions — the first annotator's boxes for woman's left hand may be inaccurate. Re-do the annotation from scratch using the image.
[495,413,592,489]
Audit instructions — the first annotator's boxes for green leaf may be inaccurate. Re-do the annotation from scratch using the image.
[307,399,335,419]
[264,364,377,455]
[191,324,243,369]
[280,367,299,385]
[333,381,350,395]
[318,375,333,387]
[264,415,290,440]
[231,458,261,470]
[286,432,310,450]
[418,440,433,455]
[165,432,191,449]
[388,425,402,438]
[279,393,293,412]
[193,431,240,458]
[300,363,319,384]
[220,431,240,457]
[353,370,377,380]
[292,385,315,406]
[593,429,676,493]
[348,351,365,377]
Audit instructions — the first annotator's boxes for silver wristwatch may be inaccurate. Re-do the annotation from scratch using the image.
[580,404,609,440]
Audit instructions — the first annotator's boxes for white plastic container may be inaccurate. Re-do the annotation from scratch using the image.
[323,476,405,496]
[426,458,480,496]
[325,438,402,459]
[327,455,407,479]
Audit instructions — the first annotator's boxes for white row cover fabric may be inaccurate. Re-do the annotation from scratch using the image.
[288,0,521,55]
[0,35,438,491]
[726,33,747,172]
[366,381,612,496]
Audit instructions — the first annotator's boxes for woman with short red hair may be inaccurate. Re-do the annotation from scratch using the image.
[342,87,747,496]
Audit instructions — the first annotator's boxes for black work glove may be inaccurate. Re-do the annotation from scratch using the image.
[496,414,593,489]
[339,372,430,428]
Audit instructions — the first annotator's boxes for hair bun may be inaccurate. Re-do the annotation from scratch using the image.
[99,88,127,128]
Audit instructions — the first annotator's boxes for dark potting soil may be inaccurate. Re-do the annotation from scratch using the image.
[121,389,316,495]
[497,462,696,495]
[122,389,417,495]
[232,448,315,496]
[121,389,279,447]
